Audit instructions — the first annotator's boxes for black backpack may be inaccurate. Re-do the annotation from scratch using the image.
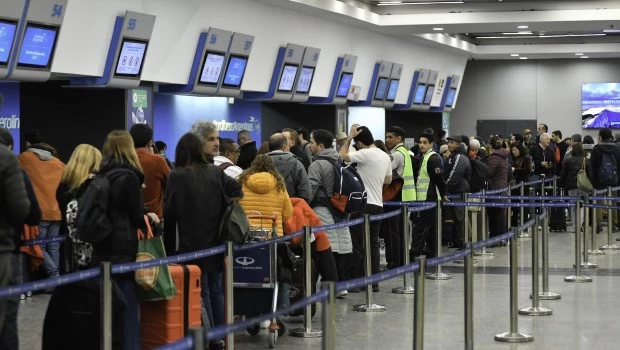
[316,157,367,214]
[75,169,132,244]
[469,158,490,193]
[599,151,618,186]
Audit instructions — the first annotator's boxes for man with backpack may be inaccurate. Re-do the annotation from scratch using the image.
[340,124,392,292]
[589,128,620,190]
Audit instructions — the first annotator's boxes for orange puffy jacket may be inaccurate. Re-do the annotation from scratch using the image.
[284,198,331,252]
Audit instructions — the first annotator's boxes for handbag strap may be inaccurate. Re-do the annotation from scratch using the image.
[581,156,586,171]
[137,215,154,240]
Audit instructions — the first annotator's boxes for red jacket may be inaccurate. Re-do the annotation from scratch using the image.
[284,198,331,252]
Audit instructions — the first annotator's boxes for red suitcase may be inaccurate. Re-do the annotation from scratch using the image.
[141,264,202,349]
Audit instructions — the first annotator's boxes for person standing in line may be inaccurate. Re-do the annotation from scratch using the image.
[339,124,392,292]
[237,129,257,170]
[510,142,532,226]
[296,128,313,163]
[191,121,221,164]
[213,138,243,179]
[154,141,174,169]
[444,135,471,249]
[530,132,556,181]
[486,136,510,240]
[267,133,312,203]
[282,128,310,170]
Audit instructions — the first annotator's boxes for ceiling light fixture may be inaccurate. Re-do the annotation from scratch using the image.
[581,56,589,59]
[511,54,519,57]
[517,25,529,29]
[502,31,533,35]
[377,1,464,4]
[433,27,444,31]
[519,57,528,60]
[575,53,584,56]
[603,29,620,33]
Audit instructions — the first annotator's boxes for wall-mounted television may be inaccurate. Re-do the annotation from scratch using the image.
[374,77,388,100]
[386,79,399,102]
[222,55,248,88]
[582,83,620,129]
[296,66,314,94]
[198,51,226,85]
[114,39,148,77]
[0,20,18,66]
[278,64,298,92]
[413,84,426,104]
[16,24,59,69]
[423,85,435,105]
[445,87,457,107]
[336,72,353,98]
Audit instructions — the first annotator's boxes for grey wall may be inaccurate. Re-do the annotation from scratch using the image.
[451,58,620,141]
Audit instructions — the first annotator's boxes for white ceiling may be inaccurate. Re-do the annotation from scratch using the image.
[257,0,620,60]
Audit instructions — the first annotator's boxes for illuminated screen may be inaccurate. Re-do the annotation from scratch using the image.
[413,84,426,104]
[445,88,457,107]
[278,64,298,92]
[423,85,435,105]
[582,83,620,129]
[17,24,59,68]
[296,66,314,93]
[0,20,17,65]
[198,52,226,85]
[336,73,353,97]
[114,39,148,77]
[374,78,388,100]
[386,79,399,101]
[222,55,248,87]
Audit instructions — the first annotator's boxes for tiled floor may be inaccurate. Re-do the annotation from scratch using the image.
[17,222,620,349]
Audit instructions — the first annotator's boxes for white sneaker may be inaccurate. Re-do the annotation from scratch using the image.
[336,290,348,298]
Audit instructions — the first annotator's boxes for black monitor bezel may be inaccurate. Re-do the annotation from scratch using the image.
[413,84,427,104]
[295,65,315,94]
[16,22,60,69]
[113,38,149,78]
[445,87,458,107]
[385,79,400,102]
[423,85,435,105]
[0,18,18,66]
[197,50,226,86]
[336,72,353,98]
[221,54,249,88]
[277,63,299,92]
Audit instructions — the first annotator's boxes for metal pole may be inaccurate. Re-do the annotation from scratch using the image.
[354,214,386,312]
[427,199,451,280]
[600,187,620,250]
[495,230,534,343]
[322,282,336,350]
[292,226,323,336]
[476,189,494,257]
[100,261,112,350]
[455,194,475,264]
[519,216,552,316]
[565,200,592,282]
[538,208,561,300]
[518,182,530,238]
[191,327,204,350]
[552,177,557,196]
[413,256,426,350]
[464,244,474,350]
[581,194,598,268]
[394,205,415,293]
[225,241,235,349]
[590,190,605,255]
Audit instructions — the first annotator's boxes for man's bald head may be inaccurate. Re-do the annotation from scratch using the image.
[269,133,289,152]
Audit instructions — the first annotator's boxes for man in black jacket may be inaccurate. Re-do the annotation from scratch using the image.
[236,129,257,170]
[589,128,620,189]
[530,133,555,180]
[444,135,471,249]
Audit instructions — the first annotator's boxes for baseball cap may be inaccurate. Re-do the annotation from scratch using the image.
[336,131,347,141]
[439,144,449,154]
[446,135,461,142]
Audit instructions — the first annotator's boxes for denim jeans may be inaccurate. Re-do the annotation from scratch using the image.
[116,279,140,350]
[39,221,60,278]
[201,270,224,331]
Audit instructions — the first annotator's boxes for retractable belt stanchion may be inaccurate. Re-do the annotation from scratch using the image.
[565,200,592,283]
[528,187,536,236]
[191,327,204,350]
[394,205,415,293]
[354,214,386,312]
[292,226,323,336]
[225,241,236,349]
[600,187,620,250]
[519,215,552,316]
[464,244,474,350]
[322,282,336,350]
[581,194,598,269]
[518,182,530,238]
[413,256,425,350]
[495,229,534,343]
[427,199,451,280]
[538,208,561,300]
[475,189,493,257]
[455,194,474,264]
[101,262,112,350]
[590,190,605,255]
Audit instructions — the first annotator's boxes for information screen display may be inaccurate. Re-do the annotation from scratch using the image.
[386,79,399,101]
[0,20,17,65]
[413,84,426,104]
[17,24,58,68]
[423,85,435,105]
[445,88,457,107]
[374,78,389,100]
[222,55,248,87]
[278,64,298,92]
[336,73,353,97]
[114,39,148,77]
[198,52,226,85]
[296,66,314,93]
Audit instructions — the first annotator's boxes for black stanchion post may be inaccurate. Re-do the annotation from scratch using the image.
[100,261,112,350]
[519,215,552,316]
[495,230,534,343]
[464,244,474,350]
[394,205,415,293]
[225,241,235,349]
[427,199,451,280]
[413,256,426,350]
[518,182,530,238]
[455,194,474,264]
[538,208,561,299]
[354,214,385,312]
[322,281,336,350]
[476,188,493,257]
[590,190,605,255]
[292,226,323,336]
[581,194,598,269]
[600,187,620,250]
[191,327,204,350]
[565,200,592,283]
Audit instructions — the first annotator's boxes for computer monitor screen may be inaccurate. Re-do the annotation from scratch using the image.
[413,84,426,104]
[386,79,399,101]
[582,82,620,129]
[0,20,17,65]
[278,64,298,92]
[445,88,457,107]
[198,52,226,85]
[17,24,59,68]
[374,78,389,100]
[336,73,353,97]
[114,39,148,77]
[423,85,435,105]
[296,66,315,94]
[222,55,248,87]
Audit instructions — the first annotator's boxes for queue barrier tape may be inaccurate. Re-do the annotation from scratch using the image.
[155,336,193,350]
[589,196,620,201]
[369,209,402,222]
[336,261,421,293]
[472,231,515,250]
[235,229,305,252]
[0,267,100,298]
[383,201,443,207]
[612,186,620,191]
[22,236,66,246]
[112,246,226,274]
[485,187,511,195]
[583,203,620,210]
[467,195,580,201]
[444,201,573,208]
[594,188,608,195]
[510,183,522,190]
[408,203,437,213]
[426,248,470,266]
[517,217,537,232]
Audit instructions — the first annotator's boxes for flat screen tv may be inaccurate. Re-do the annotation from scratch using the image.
[198,51,226,85]
[582,83,620,129]
[413,84,426,104]
[374,77,389,100]
[16,24,59,68]
[386,79,399,102]
[0,20,18,66]
[423,85,435,105]
[295,66,314,94]
[445,87,457,107]
[278,64,298,92]
[222,55,248,88]
[336,72,353,98]
[114,39,148,77]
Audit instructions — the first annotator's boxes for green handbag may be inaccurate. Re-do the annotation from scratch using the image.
[577,157,593,192]
[135,217,177,301]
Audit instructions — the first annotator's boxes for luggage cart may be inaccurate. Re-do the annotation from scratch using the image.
[233,214,286,348]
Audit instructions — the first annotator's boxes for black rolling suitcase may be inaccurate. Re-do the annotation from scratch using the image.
[548,189,567,232]
[289,257,317,317]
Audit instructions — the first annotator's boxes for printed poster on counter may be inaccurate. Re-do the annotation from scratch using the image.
[0,82,20,154]
[126,86,153,130]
